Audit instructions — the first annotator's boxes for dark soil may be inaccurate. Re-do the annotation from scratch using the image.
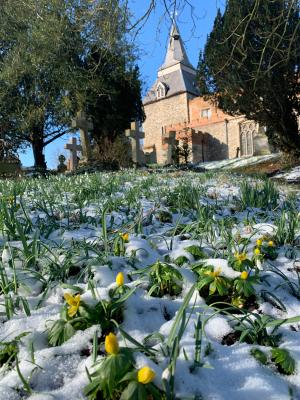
[221,331,241,346]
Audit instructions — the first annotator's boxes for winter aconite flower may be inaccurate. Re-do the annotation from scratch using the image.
[116,272,124,287]
[64,293,80,317]
[212,268,221,278]
[240,271,248,280]
[268,241,274,247]
[254,248,261,256]
[137,366,156,384]
[105,333,119,355]
[205,267,221,278]
[256,239,263,247]
[234,252,247,263]
[121,233,129,242]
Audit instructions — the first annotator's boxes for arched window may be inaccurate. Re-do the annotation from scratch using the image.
[240,122,255,156]
[156,83,166,99]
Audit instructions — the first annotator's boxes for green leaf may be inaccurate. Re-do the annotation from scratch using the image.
[174,256,189,266]
[197,276,213,292]
[209,281,217,295]
[184,245,206,260]
[271,348,295,375]
[250,348,268,365]
[120,381,147,400]
[47,319,76,346]
[167,284,195,347]
[266,315,300,328]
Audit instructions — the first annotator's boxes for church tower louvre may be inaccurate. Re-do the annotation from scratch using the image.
[142,22,199,164]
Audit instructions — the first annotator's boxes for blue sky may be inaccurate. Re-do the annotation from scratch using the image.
[19,0,225,169]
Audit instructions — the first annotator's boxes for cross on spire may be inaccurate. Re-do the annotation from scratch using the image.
[159,22,193,71]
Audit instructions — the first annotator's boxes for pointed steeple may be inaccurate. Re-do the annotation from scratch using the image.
[159,22,194,71]
[143,21,199,105]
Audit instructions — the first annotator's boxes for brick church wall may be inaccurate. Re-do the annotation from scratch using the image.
[143,93,190,164]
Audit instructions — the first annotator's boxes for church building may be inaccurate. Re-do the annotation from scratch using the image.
[142,23,271,165]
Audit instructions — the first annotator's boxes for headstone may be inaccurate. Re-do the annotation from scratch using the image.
[0,139,21,175]
[64,137,82,171]
[125,121,145,165]
[162,131,177,164]
[71,111,93,162]
[57,154,67,173]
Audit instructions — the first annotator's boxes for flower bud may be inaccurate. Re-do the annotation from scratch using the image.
[137,366,156,384]
[105,333,119,355]
[116,272,124,287]
[254,248,260,256]
[256,239,263,247]
[240,271,248,280]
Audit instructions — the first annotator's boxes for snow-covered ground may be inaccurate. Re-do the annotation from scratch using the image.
[0,171,299,400]
[197,154,280,171]
[274,166,300,183]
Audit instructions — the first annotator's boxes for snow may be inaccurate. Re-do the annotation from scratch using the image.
[275,166,300,183]
[197,154,280,171]
[0,170,299,399]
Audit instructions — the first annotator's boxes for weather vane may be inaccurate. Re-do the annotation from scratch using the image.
[170,9,178,23]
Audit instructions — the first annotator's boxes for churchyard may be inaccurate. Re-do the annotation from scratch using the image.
[0,169,299,399]
[0,1,299,399]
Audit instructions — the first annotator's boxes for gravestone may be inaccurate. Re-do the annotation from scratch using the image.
[71,111,93,163]
[64,137,82,171]
[162,131,177,164]
[0,139,21,175]
[125,121,145,165]
[57,154,67,173]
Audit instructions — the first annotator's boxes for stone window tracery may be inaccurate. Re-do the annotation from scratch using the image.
[240,122,256,156]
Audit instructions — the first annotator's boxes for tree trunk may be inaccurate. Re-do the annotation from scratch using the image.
[31,127,47,170]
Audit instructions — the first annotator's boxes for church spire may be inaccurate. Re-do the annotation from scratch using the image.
[159,22,194,71]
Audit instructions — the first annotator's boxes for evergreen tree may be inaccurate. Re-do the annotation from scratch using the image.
[203,0,300,156]
[85,48,145,148]
[196,50,210,95]
[0,0,143,169]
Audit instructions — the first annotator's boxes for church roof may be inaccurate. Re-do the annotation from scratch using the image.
[159,23,194,70]
[143,22,199,105]
[143,68,199,104]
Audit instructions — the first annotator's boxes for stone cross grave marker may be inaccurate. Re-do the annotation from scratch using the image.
[162,131,177,164]
[125,121,145,164]
[64,137,82,171]
[71,111,93,162]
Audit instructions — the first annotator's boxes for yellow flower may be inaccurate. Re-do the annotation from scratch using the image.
[137,366,156,384]
[105,333,119,355]
[212,268,222,278]
[64,293,80,317]
[268,240,274,247]
[205,267,221,278]
[121,233,129,243]
[254,248,261,256]
[234,252,247,262]
[240,271,248,280]
[116,272,124,287]
[256,239,263,247]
